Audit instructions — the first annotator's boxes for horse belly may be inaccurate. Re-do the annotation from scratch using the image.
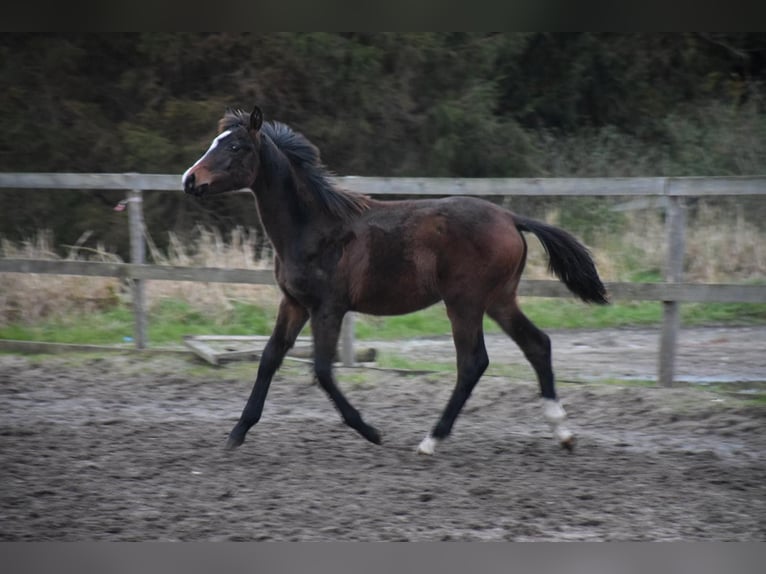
[352,282,441,316]
[348,249,441,315]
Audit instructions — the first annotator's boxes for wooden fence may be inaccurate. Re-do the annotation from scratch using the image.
[1,173,765,386]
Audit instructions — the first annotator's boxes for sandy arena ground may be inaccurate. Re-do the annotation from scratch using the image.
[1,326,764,541]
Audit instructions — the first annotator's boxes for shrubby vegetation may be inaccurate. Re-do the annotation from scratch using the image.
[0,33,764,340]
[1,33,765,259]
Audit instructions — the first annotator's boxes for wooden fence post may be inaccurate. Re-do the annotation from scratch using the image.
[340,312,355,367]
[658,193,687,387]
[127,188,147,349]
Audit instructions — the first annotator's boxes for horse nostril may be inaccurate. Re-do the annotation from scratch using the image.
[183,173,196,193]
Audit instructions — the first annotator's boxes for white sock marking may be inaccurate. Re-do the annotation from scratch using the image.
[543,399,567,424]
[417,434,439,455]
[543,398,573,444]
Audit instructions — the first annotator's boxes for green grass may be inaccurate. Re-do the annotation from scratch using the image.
[0,297,763,346]
[579,377,658,388]
[355,299,766,339]
[146,299,276,342]
[744,394,766,406]
[0,300,278,346]
[0,306,136,345]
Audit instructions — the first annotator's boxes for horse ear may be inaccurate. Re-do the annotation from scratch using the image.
[250,105,263,131]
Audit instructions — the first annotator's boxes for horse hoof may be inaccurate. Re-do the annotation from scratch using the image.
[224,434,245,450]
[362,425,382,445]
[560,436,576,452]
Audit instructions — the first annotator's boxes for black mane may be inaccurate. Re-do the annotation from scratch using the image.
[220,109,369,220]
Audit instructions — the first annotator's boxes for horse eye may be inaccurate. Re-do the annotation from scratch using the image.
[229,143,241,152]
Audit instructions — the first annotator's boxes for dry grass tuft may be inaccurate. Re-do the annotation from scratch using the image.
[0,227,280,327]
[524,205,765,283]
[143,226,280,315]
[0,231,122,325]
[684,204,766,282]
[1,206,764,328]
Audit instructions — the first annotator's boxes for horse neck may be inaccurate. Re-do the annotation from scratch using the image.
[251,136,331,260]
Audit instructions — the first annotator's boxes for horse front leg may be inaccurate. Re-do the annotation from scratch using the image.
[225,295,309,450]
[312,308,381,445]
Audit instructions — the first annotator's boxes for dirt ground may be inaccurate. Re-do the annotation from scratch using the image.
[1,326,764,541]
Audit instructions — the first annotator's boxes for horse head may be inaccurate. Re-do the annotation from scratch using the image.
[182,105,263,197]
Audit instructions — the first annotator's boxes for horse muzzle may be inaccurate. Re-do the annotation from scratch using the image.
[183,172,209,197]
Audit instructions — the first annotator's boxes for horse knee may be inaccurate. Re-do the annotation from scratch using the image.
[258,337,293,374]
[259,344,281,370]
[461,348,489,381]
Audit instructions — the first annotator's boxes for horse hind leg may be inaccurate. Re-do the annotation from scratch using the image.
[488,300,575,451]
[418,306,489,455]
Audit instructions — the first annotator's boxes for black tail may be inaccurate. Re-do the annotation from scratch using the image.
[514,215,609,304]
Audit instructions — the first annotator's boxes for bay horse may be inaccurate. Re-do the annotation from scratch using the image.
[182,105,608,456]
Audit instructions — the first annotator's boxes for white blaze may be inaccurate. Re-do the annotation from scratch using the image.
[182,130,232,186]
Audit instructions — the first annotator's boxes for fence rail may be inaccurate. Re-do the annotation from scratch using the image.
[1,172,766,196]
[1,259,763,304]
[1,172,765,386]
